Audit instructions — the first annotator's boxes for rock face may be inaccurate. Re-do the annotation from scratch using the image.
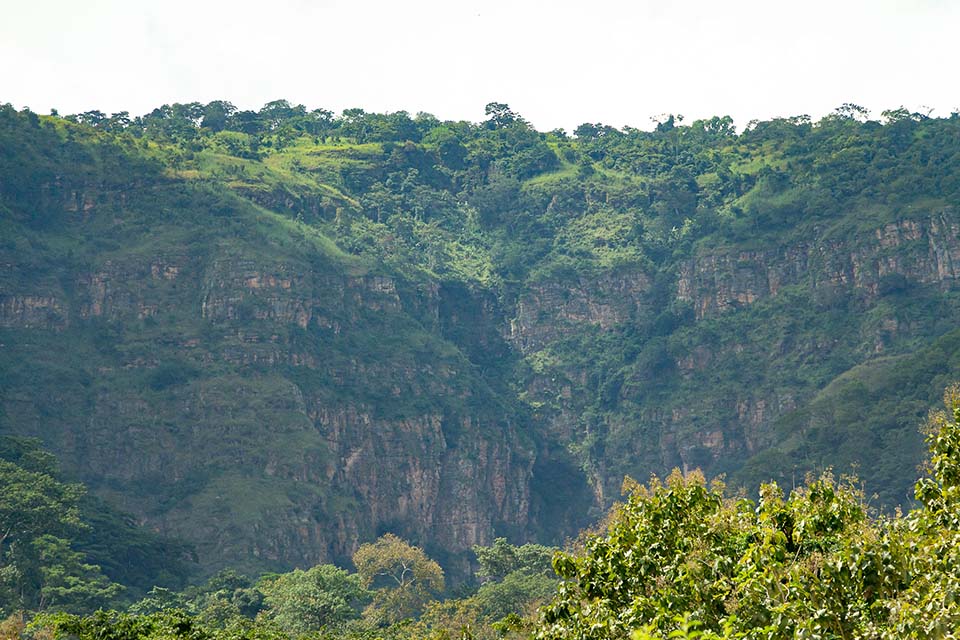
[511,211,960,507]
[507,269,652,354]
[3,159,959,578]
[0,209,541,576]
[0,294,68,329]
[313,405,531,552]
[76,257,188,321]
[676,213,960,319]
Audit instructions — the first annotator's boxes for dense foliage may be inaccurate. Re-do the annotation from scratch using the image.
[0,438,188,616]
[20,536,556,640]
[537,386,960,639]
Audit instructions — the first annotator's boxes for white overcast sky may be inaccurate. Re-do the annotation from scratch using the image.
[1,0,957,131]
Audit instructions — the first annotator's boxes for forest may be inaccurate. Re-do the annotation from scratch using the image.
[2,99,960,638]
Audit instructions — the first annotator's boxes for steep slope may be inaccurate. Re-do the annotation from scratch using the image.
[0,110,584,577]
[516,215,960,506]
[2,102,959,577]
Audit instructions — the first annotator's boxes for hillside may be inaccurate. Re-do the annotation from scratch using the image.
[1,101,959,578]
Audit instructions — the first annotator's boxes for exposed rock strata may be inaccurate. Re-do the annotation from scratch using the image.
[677,214,960,319]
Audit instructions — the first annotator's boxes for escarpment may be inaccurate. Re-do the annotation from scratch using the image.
[508,210,960,508]
[0,215,541,574]
[676,213,960,319]
[3,103,960,576]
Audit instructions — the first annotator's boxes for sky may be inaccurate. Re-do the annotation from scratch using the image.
[1,0,958,132]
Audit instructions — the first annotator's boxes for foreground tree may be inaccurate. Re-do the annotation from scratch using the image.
[0,459,83,561]
[0,440,121,615]
[33,535,122,612]
[352,533,444,625]
[259,564,368,633]
[536,384,960,639]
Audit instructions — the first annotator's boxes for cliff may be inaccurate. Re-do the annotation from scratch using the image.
[0,186,544,575]
[2,103,959,577]
[512,210,960,506]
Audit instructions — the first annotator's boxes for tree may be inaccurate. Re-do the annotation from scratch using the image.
[105,112,131,131]
[258,99,306,131]
[472,569,557,621]
[352,533,444,624]
[0,460,83,566]
[834,102,870,121]
[473,538,556,581]
[33,609,217,640]
[33,535,122,612]
[0,440,127,615]
[306,108,334,140]
[484,102,523,129]
[201,101,237,132]
[259,564,368,633]
[883,384,960,636]
[652,113,683,132]
[574,123,603,139]
[74,111,106,127]
[535,468,874,639]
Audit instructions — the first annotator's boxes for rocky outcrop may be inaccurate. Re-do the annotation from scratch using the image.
[677,212,960,319]
[507,268,652,353]
[200,258,402,330]
[75,255,188,320]
[0,294,68,329]
[313,404,532,555]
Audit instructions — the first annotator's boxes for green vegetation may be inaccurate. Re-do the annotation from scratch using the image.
[352,533,444,625]
[11,385,960,639]
[0,437,188,616]
[18,534,557,640]
[537,386,960,639]
[2,98,960,633]
[259,565,368,632]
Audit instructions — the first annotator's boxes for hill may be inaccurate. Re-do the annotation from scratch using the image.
[1,101,959,577]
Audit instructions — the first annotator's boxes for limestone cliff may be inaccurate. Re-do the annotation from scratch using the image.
[676,213,960,319]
